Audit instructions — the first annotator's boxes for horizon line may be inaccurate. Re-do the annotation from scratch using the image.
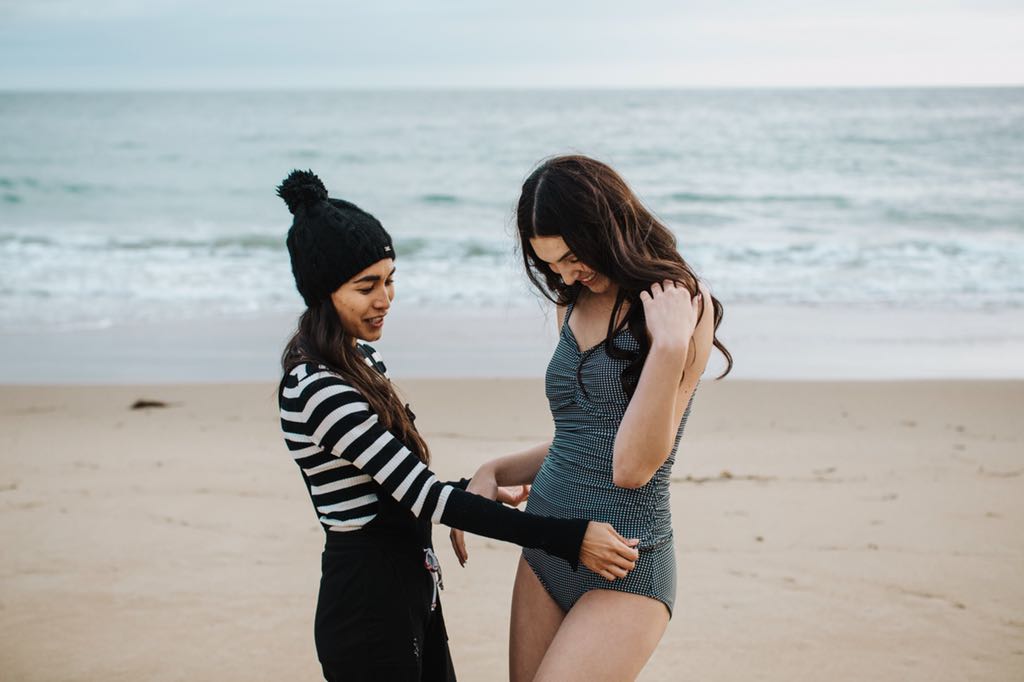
[2,83,1023,94]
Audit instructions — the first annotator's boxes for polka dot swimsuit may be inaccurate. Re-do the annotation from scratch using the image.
[522,301,697,617]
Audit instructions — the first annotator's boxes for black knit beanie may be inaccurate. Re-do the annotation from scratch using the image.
[277,170,395,307]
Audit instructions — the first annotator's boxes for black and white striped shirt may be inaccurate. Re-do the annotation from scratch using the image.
[279,345,588,567]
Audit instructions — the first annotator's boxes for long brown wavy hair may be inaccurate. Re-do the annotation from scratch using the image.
[280,298,430,464]
[517,155,733,396]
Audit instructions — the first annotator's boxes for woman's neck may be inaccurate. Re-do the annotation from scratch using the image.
[577,285,628,324]
[578,282,618,305]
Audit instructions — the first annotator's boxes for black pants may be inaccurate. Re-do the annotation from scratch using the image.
[315,538,456,682]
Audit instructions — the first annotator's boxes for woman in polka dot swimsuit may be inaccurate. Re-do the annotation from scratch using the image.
[450,156,733,681]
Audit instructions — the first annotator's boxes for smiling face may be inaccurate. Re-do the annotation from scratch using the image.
[529,236,613,295]
[329,258,395,342]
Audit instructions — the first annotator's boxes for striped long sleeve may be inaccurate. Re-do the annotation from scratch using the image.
[280,360,588,568]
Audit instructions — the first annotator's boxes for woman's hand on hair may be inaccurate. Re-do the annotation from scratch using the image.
[640,280,702,353]
[449,466,499,567]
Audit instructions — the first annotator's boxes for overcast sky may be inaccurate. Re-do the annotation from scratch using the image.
[2,1,1022,89]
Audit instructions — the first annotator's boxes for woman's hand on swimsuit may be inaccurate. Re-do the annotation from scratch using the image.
[640,280,701,352]
[449,467,500,567]
[579,522,640,581]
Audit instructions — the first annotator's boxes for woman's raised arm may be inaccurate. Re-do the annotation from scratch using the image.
[612,281,713,489]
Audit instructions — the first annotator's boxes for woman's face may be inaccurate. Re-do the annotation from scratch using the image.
[530,236,613,295]
[330,258,395,342]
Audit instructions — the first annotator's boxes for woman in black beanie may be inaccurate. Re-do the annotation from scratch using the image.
[276,170,640,682]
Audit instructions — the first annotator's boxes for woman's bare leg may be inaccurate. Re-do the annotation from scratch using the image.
[532,589,669,682]
[509,556,566,682]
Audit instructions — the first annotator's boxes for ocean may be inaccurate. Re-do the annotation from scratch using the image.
[1,88,1023,336]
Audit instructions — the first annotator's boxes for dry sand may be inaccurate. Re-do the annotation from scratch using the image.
[1,379,1022,681]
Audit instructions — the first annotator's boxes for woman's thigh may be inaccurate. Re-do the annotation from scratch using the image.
[509,555,566,682]
[532,588,670,682]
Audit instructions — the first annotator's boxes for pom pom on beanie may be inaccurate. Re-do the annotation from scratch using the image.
[276,169,329,215]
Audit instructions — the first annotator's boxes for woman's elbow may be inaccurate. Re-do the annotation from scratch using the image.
[611,458,655,489]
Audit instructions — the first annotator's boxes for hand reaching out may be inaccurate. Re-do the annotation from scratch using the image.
[447,474,639,579]
[579,522,640,580]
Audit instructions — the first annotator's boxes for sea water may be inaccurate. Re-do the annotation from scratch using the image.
[2,88,1022,333]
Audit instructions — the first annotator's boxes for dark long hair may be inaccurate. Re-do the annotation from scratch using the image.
[517,155,733,396]
[280,299,430,463]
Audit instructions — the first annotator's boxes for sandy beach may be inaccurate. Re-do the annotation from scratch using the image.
[1,377,1021,680]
